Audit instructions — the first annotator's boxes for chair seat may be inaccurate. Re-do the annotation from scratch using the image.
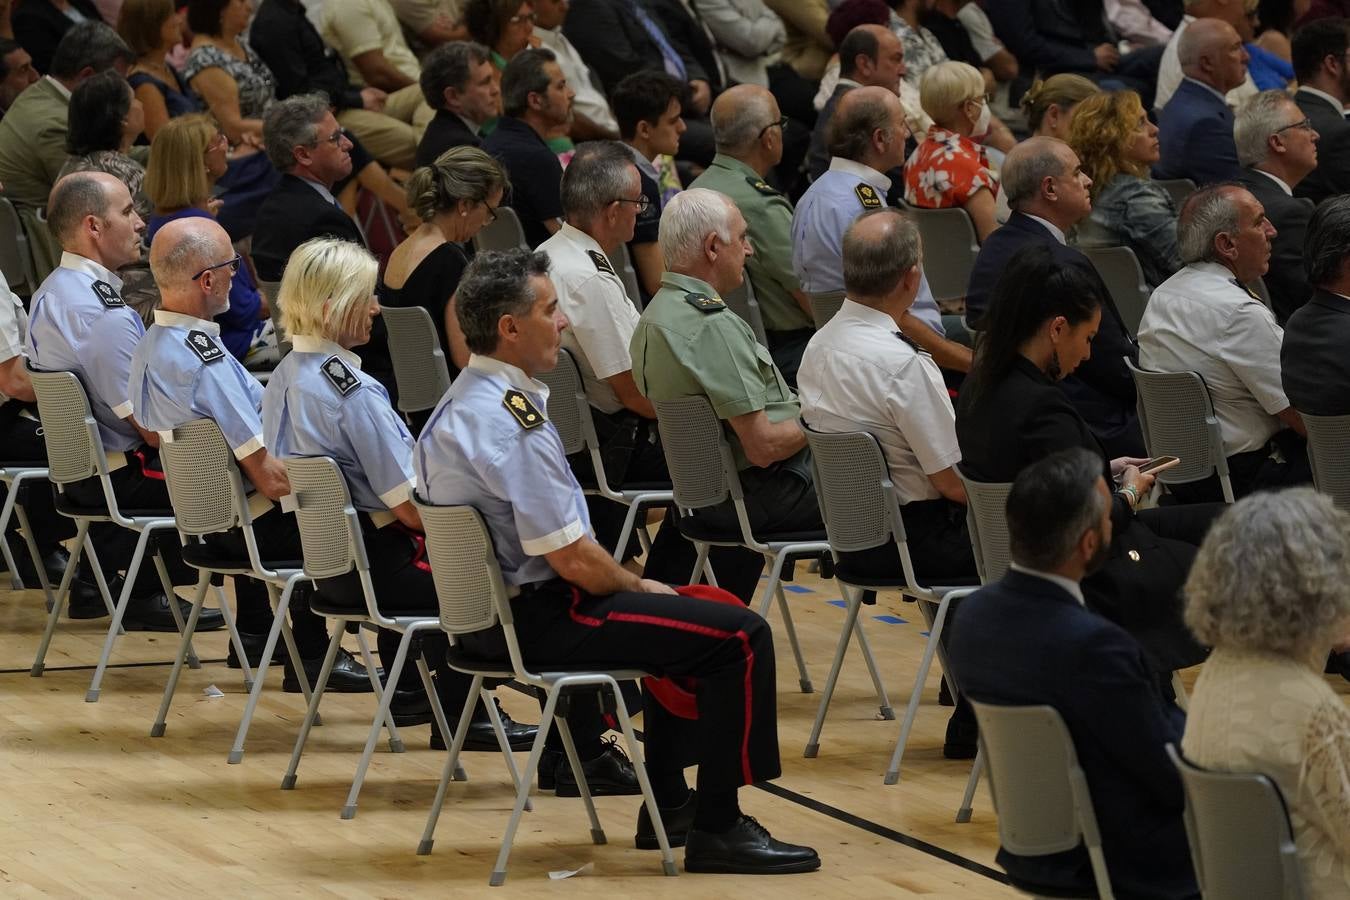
[446,644,652,682]
[1,460,48,469]
[834,557,981,592]
[677,514,827,546]
[53,491,171,520]
[308,593,439,621]
[180,543,303,575]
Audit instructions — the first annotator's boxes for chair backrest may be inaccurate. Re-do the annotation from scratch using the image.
[615,243,642,308]
[809,290,846,330]
[910,206,980,303]
[1302,412,1350,510]
[472,206,528,252]
[28,369,100,485]
[724,274,770,345]
[1081,245,1150,339]
[283,456,362,580]
[972,702,1113,898]
[158,418,245,537]
[415,500,504,636]
[1156,178,1197,210]
[1125,358,1231,497]
[955,466,1012,584]
[652,395,736,511]
[1166,744,1306,900]
[381,305,452,414]
[0,195,35,294]
[537,347,589,456]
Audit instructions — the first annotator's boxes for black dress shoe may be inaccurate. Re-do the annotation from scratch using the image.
[8,542,69,589]
[684,816,821,874]
[635,789,698,849]
[430,708,540,751]
[121,591,226,632]
[389,688,434,726]
[942,700,978,760]
[555,738,641,797]
[65,566,111,619]
[227,631,285,669]
[281,647,375,693]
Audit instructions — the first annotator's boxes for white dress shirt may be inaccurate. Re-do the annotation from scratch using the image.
[1138,261,1289,454]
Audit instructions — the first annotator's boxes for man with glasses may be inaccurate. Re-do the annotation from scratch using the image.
[1235,90,1319,323]
[1292,16,1350,204]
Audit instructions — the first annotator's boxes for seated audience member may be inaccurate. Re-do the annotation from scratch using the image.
[966,138,1143,457]
[631,188,821,553]
[532,0,620,141]
[561,0,702,97]
[647,0,727,113]
[692,0,786,91]
[390,0,468,52]
[145,114,275,366]
[612,71,686,303]
[463,0,535,69]
[382,145,506,381]
[127,216,360,684]
[319,0,436,138]
[1182,488,1350,900]
[955,0,1021,83]
[415,42,499,167]
[1070,89,1182,290]
[893,0,955,87]
[183,0,275,146]
[1107,0,1177,47]
[1156,0,1259,110]
[690,85,814,383]
[26,172,222,630]
[919,0,1016,85]
[948,448,1195,900]
[903,60,998,241]
[1255,0,1299,59]
[1282,196,1350,416]
[262,236,539,750]
[250,0,419,171]
[793,87,969,374]
[996,74,1099,222]
[807,23,907,183]
[481,47,570,248]
[957,244,1215,672]
[1235,89,1318,323]
[765,0,831,82]
[1291,17,1350,204]
[13,0,101,73]
[416,247,819,872]
[1140,183,1310,499]
[1155,17,1247,184]
[120,0,203,140]
[0,39,37,116]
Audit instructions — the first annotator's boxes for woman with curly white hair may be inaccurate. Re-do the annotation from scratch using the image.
[1182,487,1350,898]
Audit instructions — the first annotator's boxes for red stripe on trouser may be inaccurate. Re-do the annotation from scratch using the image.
[390,521,432,572]
[130,448,166,481]
[567,588,757,785]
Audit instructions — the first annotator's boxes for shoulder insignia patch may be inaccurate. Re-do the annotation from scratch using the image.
[746,176,779,196]
[91,280,124,308]
[854,182,882,209]
[321,355,360,396]
[683,292,725,312]
[1229,277,1262,302]
[586,249,617,277]
[503,389,545,429]
[185,329,225,364]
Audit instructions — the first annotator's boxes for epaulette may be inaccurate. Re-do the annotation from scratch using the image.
[587,249,617,277]
[185,329,225,364]
[746,176,779,196]
[683,292,725,312]
[91,280,124,308]
[503,388,545,429]
[321,356,360,396]
[854,182,882,209]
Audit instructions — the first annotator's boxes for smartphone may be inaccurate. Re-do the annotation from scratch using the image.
[1137,455,1181,475]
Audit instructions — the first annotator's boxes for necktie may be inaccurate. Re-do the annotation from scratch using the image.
[630,0,687,81]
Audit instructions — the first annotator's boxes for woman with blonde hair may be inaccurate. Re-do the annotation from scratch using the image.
[903,60,999,241]
[261,237,537,750]
[1068,89,1182,290]
[1182,488,1350,899]
[1021,73,1100,141]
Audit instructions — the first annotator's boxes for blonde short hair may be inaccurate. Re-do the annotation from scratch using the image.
[919,61,985,126]
[144,113,217,211]
[278,238,379,342]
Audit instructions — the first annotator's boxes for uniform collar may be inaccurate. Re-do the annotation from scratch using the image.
[827,156,891,192]
[660,271,719,299]
[710,153,760,180]
[1186,259,1246,288]
[290,334,362,368]
[466,353,549,397]
[838,297,902,331]
[153,308,220,335]
[59,251,123,291]
[558,222,605,255]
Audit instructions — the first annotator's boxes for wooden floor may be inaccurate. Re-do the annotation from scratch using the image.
[0,562,1025,898]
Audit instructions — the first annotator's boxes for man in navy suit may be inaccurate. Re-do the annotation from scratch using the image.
[1155,17,1247,185]
[948,448,1196,900]
[965,137,1143,457]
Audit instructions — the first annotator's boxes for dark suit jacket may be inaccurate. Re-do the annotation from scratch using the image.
[12,0,101,74]
[415,110,481,168]
[965,213,1142,456]
[1294,88,1350,205]
[1237,168,1313,324]
[1282,288,1350,416]
[806,82,849,182]
[1154,78,1240,185]
[563,0,706,94]
[251,0,363,109]
[647,0,721,91]
[984,0,1109,74]
[947,570,1194,899]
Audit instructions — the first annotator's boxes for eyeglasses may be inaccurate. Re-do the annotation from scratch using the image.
[191,254,241,281]
[756,115,789,140]
[481,199,499,223]
[313,127,345,147]
[207,131,228,150]
[508,11,535,23]
[1275,117,1314,135]
[611,195,652,213]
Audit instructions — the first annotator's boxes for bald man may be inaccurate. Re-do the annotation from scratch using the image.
[1155,0,1259,112]
[1155,18,1247,184]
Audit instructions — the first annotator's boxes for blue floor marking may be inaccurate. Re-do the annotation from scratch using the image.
[874,615,907,625]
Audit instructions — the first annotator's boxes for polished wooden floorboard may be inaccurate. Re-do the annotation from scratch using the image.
[2,565,1029,898]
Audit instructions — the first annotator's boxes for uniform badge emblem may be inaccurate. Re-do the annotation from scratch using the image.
[321,356,360,396]
[745,176,779,196]
[586,249,617,277]
[91,280,124,307]
[854,183,882,209]
[502,389,545,429]
[683,292,726,312]
[185,329,225,364]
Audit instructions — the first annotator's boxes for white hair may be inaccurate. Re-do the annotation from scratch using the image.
[658,188,734,269]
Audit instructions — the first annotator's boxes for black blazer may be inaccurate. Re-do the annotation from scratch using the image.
[1237,168,1313,324]
[947,569,1194,899]
[564,0,700,94]
[13,0,102,73]
[1282,288,1350,416]
[415,110,481,168]
[251,0,363,109]
[647,0,720,91]
[1294,88,1350,205]
[965,213,1142,456]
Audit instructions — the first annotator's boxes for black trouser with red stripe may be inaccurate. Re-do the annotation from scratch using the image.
[462,578,781,800]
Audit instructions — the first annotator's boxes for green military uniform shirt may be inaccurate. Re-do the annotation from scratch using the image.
[630,271,800,471]
[688,154,813,333]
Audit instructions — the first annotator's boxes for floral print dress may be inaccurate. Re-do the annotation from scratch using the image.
[902,125,998,210]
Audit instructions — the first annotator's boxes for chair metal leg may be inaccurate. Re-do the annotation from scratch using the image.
[852,610,894,719]
[0,480,21,590]
[480,683,529,805]
[153,550,199,670]
[556,713,605,845]
[804,585,863,757]
[214,583,252,691]
[755,550,789,616]
[150,575,211,737]
[13,500,55,611]
[612,500,644,562]
[415,650,465,782]
[771,579,812,693]
[80,535,117,620]
[690,542,710,584]
[417,672,482,856]
[884,593,954,785]
[229,579,299,764]
[31,519,88,676]
[340,627,415,819]
[490,684,563,885]
[86,528,154,702]
[355,628,401,751]
[281,623,345,790]
[956,748,982,823]
[611,677,677,876]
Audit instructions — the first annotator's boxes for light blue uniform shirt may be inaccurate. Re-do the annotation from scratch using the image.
[791,157,945,335]
[129,310,265,459]
[26,251,145,451]
[414,354,590,588]
[262,334,416,519]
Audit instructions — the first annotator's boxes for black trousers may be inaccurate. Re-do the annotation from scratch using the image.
[1167,430,1312,505]
[1,406,74,556]
[765,328,814,389]
[835,498,977,586]
[461,578,781,798]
